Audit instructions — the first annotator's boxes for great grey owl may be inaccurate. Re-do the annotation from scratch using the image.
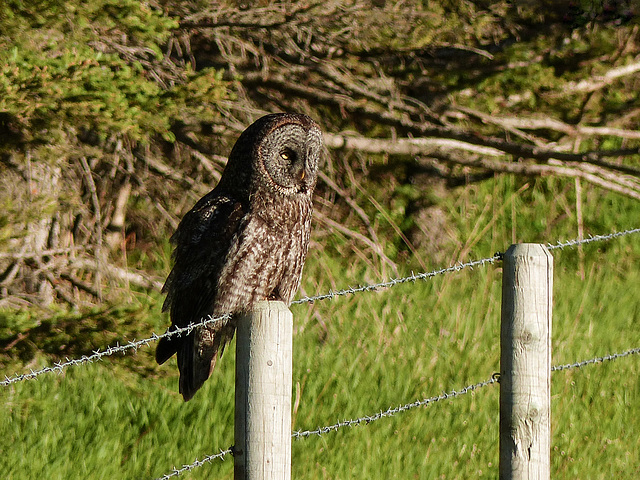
[156,113,322,401]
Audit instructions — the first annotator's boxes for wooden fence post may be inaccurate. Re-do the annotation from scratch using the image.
[500,244,552,480]
[234,301,292,480]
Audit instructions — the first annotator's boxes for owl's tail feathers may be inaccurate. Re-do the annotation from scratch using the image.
[154,328,212,401]
[177,325,235,402]
[155,329,179,365]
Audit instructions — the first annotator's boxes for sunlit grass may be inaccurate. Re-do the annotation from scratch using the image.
[1,176,639,479]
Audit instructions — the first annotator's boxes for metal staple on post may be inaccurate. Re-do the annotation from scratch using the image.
[500,244,553,480]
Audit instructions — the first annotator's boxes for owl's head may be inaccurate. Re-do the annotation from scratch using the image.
[222,113,323,197]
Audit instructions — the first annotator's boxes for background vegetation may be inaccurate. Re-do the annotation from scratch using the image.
[1,1,639,479]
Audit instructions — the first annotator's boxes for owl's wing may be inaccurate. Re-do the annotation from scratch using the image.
[156,190,245,365]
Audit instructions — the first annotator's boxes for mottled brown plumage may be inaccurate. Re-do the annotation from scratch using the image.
[156,113,322,401]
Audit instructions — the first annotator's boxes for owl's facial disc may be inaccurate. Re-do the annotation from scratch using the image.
[261,123,321,195]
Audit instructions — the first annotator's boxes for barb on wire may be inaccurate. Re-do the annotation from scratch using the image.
[154,448,233,480]
[546,227,640,251]
[552,346,640,372]
[293,254,502,304]
[293,375,498,438]
[1,314,230,387]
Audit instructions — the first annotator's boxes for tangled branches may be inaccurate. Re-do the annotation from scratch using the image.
[2,1,639,307]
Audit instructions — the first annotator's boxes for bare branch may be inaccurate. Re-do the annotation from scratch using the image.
[0,246,91,260]
[324,133,505,157]
[323,131,640,199]
[564,60,640,94]
[60,273,101,299]
[429,153,640,201]
[79,157,104,301]
[70,259,164,292]
[470,111,640,140]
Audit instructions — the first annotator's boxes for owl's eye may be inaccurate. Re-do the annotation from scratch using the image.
[280,148,296,162]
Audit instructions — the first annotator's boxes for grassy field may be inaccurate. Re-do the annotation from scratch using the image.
[1,176,639,479]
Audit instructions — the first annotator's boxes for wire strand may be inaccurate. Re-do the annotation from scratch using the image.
[294,227,640,304]
[545,227,640,251]
[552,346,640,372]
[292,253,501,304]
[154,448,233,480]
[292,376,498,438]
[1,314,230,387]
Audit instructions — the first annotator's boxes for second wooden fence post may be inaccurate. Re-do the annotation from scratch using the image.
[500,243,552,480]
[234,300,292,480]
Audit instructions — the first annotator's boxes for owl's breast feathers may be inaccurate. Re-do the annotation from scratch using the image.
[215,190,313,311]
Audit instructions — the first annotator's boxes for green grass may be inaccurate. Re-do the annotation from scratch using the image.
[1,176,639,479]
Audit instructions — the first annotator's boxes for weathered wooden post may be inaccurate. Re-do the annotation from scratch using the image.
[500,244,552,480]
[234,301,292,480]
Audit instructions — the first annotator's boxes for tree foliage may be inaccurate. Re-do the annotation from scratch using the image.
[1,0,639,311]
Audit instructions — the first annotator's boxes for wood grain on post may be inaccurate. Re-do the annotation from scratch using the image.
[500,244,552,480]
[234,301,292,480]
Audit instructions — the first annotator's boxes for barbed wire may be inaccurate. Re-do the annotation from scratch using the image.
[154,448,233,480]
[292,375,499,438]
[0,250,501,387]
[545,227,640,251]
[3,227,638,387]
[552,346,640,372]
[154,344,640,478]
[294,227,640,304]
[292,253,501,304]
[0,313,230,387]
